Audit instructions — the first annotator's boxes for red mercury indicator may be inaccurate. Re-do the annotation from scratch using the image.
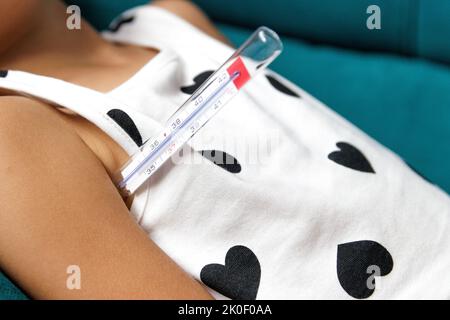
[227,57,251,90]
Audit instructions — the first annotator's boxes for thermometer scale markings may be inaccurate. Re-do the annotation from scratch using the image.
[116,27,283,195]
[118,61,245,189]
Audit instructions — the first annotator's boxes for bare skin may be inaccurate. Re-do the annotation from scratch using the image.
[0,0,228,299]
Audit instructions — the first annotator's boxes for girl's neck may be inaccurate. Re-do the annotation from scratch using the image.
[0,1,135,74]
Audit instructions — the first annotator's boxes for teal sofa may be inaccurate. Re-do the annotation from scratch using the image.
[1,0,449,300]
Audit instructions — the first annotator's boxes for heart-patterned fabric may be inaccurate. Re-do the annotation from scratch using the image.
[1,5,449,299]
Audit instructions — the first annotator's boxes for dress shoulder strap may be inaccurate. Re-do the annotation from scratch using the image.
[0,70,141,155]
[102,5,233,64]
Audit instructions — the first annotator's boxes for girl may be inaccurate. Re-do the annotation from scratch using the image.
[0,0,449,299]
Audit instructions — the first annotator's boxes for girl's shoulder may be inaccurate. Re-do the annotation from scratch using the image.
[0,95,88,164]
[0,95,126,182]
[0,94,126,213]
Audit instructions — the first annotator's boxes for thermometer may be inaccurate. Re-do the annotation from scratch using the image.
[115,26,283,196]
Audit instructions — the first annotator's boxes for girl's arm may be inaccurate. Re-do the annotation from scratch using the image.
[151,0,231,45]
[0,96,212,299]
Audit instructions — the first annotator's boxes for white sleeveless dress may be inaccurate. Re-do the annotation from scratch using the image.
[0,6,449,299]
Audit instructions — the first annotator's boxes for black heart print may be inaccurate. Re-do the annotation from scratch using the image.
[200,246,261,300]
[0,70,7,77]
[200,150,242,174]
[181,71,215,95]
[265,74,300,98]
[107,109,143,147]
[108,16,135,32]
[337,240,393,299]
[328,142,375,173]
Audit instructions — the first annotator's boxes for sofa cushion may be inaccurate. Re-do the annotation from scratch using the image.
[194,0,450,65]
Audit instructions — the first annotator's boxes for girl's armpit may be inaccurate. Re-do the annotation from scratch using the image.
[0,96,212,299]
